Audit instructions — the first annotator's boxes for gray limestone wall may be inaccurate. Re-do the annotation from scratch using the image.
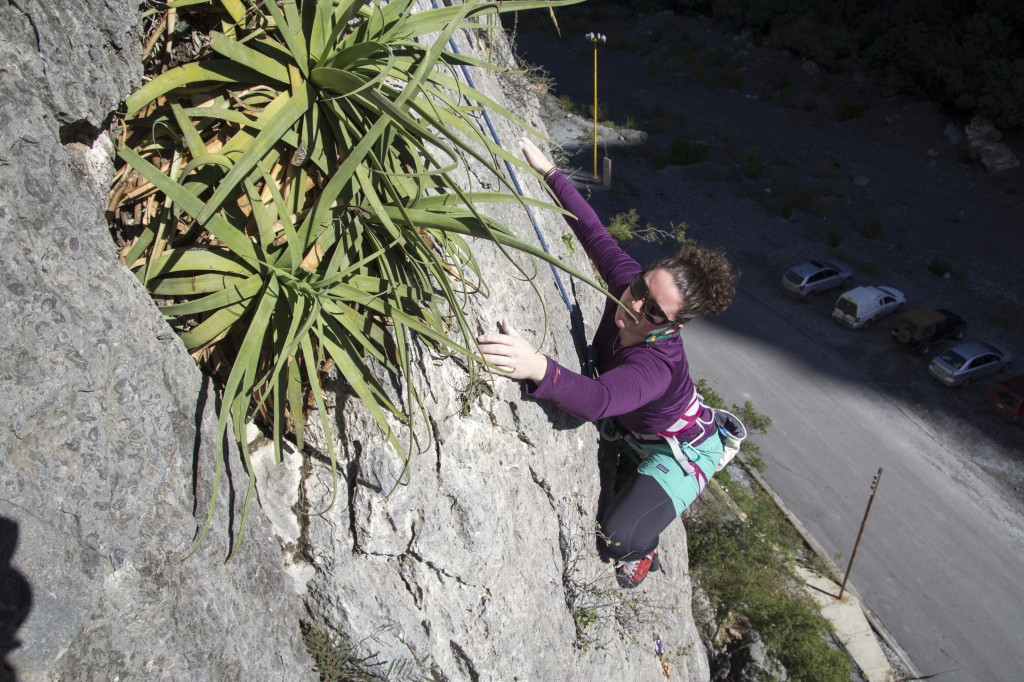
[0,1,709,680]
[0,1,312,680]
[289,16,711,681]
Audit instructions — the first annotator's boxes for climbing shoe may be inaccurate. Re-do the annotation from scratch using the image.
[615,547,660,588]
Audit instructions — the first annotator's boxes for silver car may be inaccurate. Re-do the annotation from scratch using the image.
[928,340,1014,387]
[781,259,852,301]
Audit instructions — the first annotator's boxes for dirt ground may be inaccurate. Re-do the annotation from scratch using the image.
[509,10,1024,511]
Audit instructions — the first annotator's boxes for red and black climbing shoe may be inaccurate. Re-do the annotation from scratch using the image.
[615,547,660,588]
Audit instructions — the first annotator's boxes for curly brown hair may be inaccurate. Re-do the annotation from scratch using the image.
[649,245,738,323]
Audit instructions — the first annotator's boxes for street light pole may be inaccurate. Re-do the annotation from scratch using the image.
[585,32,606,180]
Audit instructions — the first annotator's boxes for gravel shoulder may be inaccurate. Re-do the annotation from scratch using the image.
[511,11,1024,511]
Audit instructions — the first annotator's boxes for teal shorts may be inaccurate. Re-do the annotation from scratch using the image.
[625,436,724,515]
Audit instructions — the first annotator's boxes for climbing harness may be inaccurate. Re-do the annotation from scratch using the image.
[600,389,747,495]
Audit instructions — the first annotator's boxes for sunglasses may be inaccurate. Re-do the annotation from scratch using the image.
[629,272,670,325]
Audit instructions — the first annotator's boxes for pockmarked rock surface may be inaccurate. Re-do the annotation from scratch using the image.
[287,15,710,681]
[2,2,711,681]
[0,2,312,680]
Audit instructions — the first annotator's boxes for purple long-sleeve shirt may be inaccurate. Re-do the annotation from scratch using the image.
[525,171,712,443]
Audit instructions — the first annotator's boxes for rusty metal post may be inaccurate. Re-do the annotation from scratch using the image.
[838,467,883,600]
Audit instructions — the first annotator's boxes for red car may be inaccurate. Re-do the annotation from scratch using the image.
[987,374,1024,423]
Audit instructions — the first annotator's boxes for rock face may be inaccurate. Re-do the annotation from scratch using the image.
[288,16,710,682]
[0,2,312,680]
[0,1,709,680]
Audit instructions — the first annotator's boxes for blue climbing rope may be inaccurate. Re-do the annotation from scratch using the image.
[430,3,574,312]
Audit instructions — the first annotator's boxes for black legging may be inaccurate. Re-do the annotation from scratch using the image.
[599,468,678,562]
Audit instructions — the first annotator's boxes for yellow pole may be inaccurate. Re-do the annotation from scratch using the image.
[586,32,605,180]
[592,38,598,178]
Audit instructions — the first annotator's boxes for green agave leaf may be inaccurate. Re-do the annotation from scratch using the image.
[126,60,272,115]
[196,85,312,224]
[171,103,207,160]
[149,272,249,296]
[211,32,291,85]
[187,273,281,559]
[159,272,263,316]
[261,0,309,78]
[319,324,408,437]
[377,206,610,296]
[413,192,569,216]
[118,146,261,266]
[178,298,251,349]
[145,246,257,279]
[242,178,277,256]
[225,277,281,560]
[218,0,246,24]
[299,333,339,514]
[287,355,304,451]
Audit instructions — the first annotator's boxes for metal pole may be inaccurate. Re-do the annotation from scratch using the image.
[838,467,883,600]
[585,32,605,179]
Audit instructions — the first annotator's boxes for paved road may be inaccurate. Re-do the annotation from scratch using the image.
[685,289,1024,682]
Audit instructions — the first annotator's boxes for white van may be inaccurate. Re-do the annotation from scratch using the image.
[832,285,906,329]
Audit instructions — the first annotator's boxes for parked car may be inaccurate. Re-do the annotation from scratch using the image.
[987,374,1024,423]
[928,340,1013,387]
[781,259,852,301]
[832,285,906,329]
[890,308,966,354]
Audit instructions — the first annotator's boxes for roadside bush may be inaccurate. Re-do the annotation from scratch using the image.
[927,257,954,277]
[741,151,767,179]
[688,473,853,682]
[835,99,869,121]
[859,217,884,239]
[670,137,711,165]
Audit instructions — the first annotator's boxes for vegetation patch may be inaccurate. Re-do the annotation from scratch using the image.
[859,217,885,239]
[301,620,432,681]
[690,380,854,681]
[110,0,595,555]
[669,137,711,165]
[607,208,691,246]
[927,257,954,278]
[559,509,667,652]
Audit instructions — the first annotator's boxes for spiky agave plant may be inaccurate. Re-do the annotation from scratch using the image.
[109,0,596,558]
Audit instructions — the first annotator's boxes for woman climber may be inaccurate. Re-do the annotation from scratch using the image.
[477,138,738,587]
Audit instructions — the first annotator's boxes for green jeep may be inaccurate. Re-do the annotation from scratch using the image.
[890,308,966,355]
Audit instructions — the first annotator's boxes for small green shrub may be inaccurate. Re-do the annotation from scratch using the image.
[741,152,767,179]
[301,621,432,681]
[859,217,884,239]
[111,0,600,556]
[958,141,980,164]
[706,47,730,67]
[927,257,954,277]
[811,161,841,179]
[835,100,869,121]
[805,195,837,219]
[558,94,586,116]
[670,138,710,165]
[561,512,665,652]
[826,229,842,247]
[648,104,681,134]
[607,208,641,241]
